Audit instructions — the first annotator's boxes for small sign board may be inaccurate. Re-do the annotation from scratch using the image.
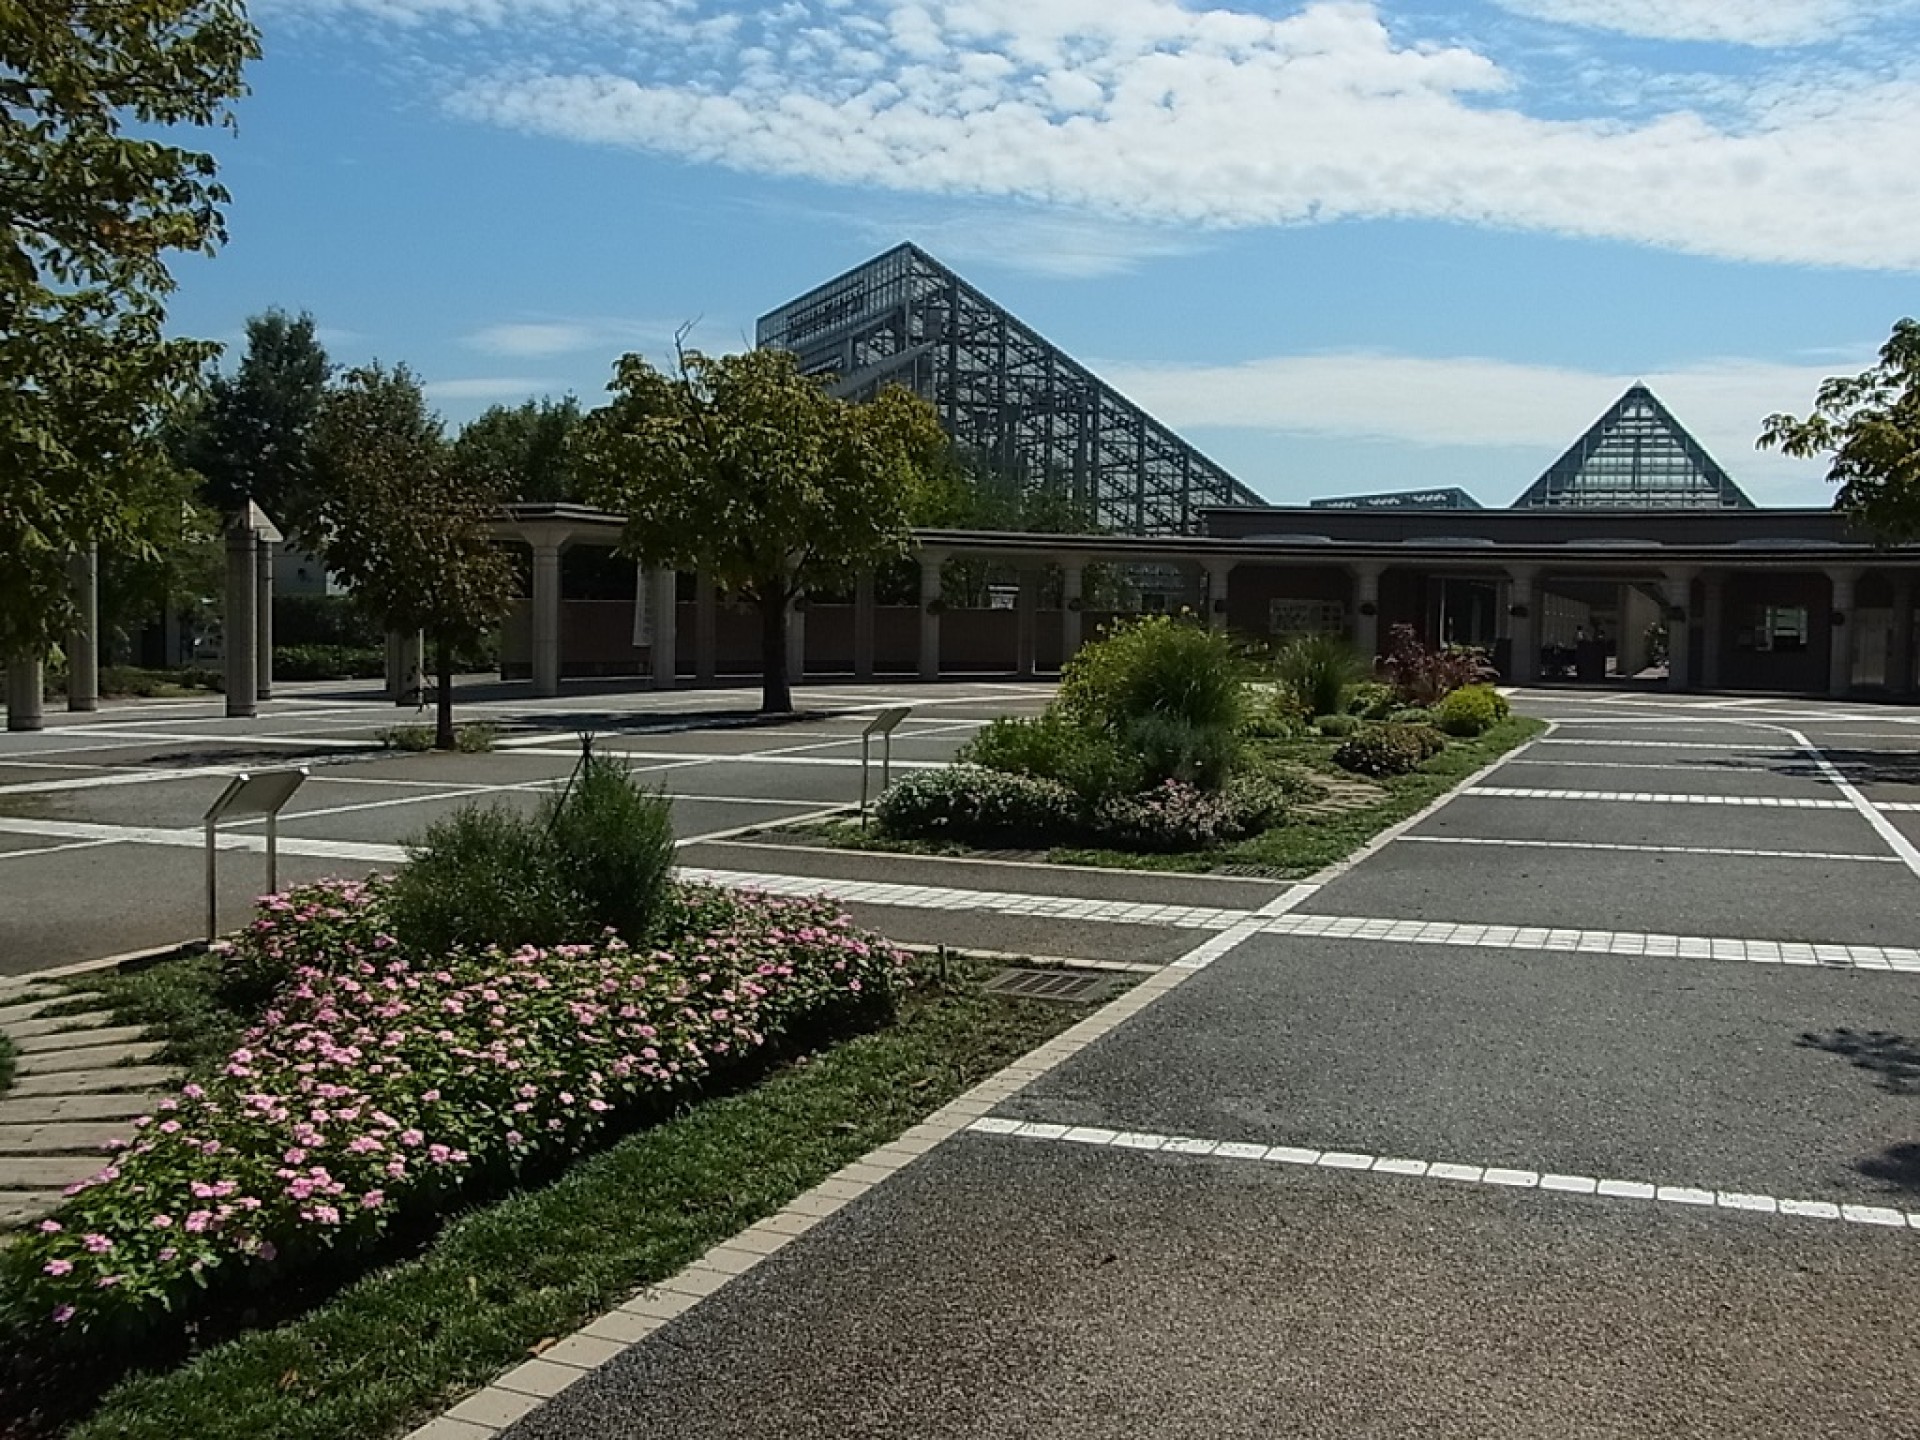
[203,768,308,941]
[860,707,913,819]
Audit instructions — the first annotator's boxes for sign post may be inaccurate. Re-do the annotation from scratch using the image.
[202,768,308,941]
[859,706,912,821]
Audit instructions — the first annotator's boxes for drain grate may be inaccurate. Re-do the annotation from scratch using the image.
[984,967,1116,1003]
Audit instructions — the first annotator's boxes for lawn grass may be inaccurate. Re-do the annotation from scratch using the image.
[65,950,248,1076]
[790,715,1546,878]
[35,959,1095,1440]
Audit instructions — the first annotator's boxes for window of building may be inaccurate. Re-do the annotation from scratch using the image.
[1269,599,1346,636]
[1736,605,1810,652]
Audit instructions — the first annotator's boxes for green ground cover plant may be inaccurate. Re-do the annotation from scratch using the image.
[1435,683,1511,737]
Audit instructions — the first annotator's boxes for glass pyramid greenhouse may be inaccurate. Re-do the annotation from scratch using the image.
[1512,384,1754,509]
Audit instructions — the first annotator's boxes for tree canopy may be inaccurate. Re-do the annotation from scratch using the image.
[307,364,515,746]
[1761,318,1920,540]
[177,309,332,521]
[452,397,582,504]
[572,346,947,712]
[0,0,260,658]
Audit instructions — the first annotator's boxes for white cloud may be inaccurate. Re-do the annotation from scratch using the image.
[1491,1,1913,48]
[860,210,1203,277]
[464,322,597,356]
[400,0,1920,272]
[1098,349,1858,503]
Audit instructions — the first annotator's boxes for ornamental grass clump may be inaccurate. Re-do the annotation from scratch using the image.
[1,878,908,1347]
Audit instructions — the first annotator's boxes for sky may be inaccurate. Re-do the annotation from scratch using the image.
[170,0,1920,509]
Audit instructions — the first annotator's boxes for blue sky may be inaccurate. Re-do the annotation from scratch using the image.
[172,0,1920,508]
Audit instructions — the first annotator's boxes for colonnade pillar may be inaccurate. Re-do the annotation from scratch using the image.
[695,572,718,684]
[1891,576,1915,695]
[1015,569,1039,678]
[224,513,259,718]
[1698,573,1724,692]
[649,568,677,691]
[1351,562,1382,665]
[67,545,99,713]
[918,552,943,681]
[1505,566,1540,685]
[853,572,876,681]
[5,656,43,732]
[530,539,563,698]
[1663,567,1697,692]
[1203,560,1235,633]
[1061,563,1085,664]
[1828,567,1861,698]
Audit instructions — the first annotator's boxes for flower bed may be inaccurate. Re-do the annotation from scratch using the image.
[1,877,908,1344]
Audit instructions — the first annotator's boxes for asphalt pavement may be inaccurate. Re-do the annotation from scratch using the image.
[490,687,1920,1440]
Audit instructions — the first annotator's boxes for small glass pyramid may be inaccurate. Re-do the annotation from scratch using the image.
[1513,384,1753,509]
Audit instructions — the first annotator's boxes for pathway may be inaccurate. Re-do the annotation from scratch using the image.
[0,976,176,1230]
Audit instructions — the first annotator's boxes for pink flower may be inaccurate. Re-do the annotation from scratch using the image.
[81,1234,113,1254]
[43,1259,73,1277]
[399,1129,424,1147]
[52,1305,75,1325]
[37,1220,60,1234]
[151,1214,173,1229]
[361,1190,385,1209]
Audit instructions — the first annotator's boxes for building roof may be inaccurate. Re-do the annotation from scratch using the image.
[1512,384,1754,510]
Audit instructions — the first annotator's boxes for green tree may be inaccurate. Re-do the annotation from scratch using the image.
[573,346,946,713]
[307,365,515,748]
[0,0,259,660]
[452,396,582,504]
[1760,318,1920,538]
[177,309,333,521]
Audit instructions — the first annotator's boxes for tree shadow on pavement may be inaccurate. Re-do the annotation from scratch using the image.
[1797,1027,1920,1094]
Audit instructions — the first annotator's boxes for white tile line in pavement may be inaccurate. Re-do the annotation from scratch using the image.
[1258,912,1920,972]
[965,1121,1920,1233]
[0,815,406,865]
[1504,758,1823,775]
[398,716,1533,1440]
[1400,835,1900,864]
[1470,786,1853,809]
[1785,726,1920,883]
[1531,738,1805,752]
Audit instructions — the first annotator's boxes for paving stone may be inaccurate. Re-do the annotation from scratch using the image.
[542,1334,628,1371]
[0,1008,114,1037]
[14,1043,167,1077]
[6,1066,175,1099]
[495,1358,585,1399]
[0,1190,66,1228]
[445,1386,540,1429]
[0,1092,163,1123]
[0,1154,106,1189]
[0,1120,131,1155]
[12,1024,149,1054]
[403,1419,496,1440]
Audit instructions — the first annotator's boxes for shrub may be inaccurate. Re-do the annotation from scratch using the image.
[874,765,1082,845]
[1346,680,1397,719]
[958,713,1143,800]
[1121,712,1238,789]
[389,754,675,956]
[389,806,576,957]
[1381,624,1496,706]
[1435,683,1509,737]
[1238,708,1302,741]
[1090,774,1291,852]
[1313,713,1359,738]
[274,594,382,649]
[3,884,908,1346]
[93,665,223,698]
[1388,706,1436,725]
[274,644,385,681]
[1273,633,1364,719]
[1333,722,1447,778]
[1058,615,1245,733]
[543,752,677,943]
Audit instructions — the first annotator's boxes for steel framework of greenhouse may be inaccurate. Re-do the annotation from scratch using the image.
[756,243,1264,537]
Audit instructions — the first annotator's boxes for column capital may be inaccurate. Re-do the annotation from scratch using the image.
[1505,564,1541,585]
[1825,564,1865,585]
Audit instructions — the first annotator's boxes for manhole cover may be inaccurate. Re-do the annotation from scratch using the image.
[984,967,1116,1003]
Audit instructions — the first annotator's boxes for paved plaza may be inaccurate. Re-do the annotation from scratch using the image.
[6,683,1920,1435]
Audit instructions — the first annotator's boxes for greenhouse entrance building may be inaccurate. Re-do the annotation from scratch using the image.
[494,245,1920,701]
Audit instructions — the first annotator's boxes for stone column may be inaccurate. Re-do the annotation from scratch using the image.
[918,552,943,682]
[853,571,876,682]
[255,534,275,701]
[1699,573,1724,692]
[1505,566,1540,685]
[1351,562,1383,666]
[1014,569,1039,678]
[1203,560,1235,633]
[67,545,99,713]
[650,568,678,691]
[5,655,44,732]
[1662,567,1697,692]
[694,572,718,684]
[224,515,259,718]
[1891,576,1915,695]
[1061,562,1085,665]
[786,592,807,687]
[531,540,563,698]
[1828,567,1861,698]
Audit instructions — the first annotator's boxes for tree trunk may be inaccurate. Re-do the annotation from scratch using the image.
[434,634,456,750]
[759,590,792,714]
